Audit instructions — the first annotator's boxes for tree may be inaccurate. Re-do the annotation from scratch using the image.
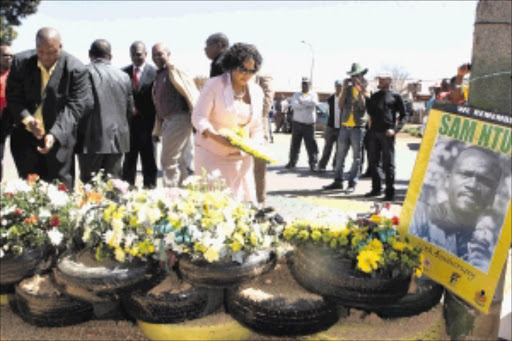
[1,0,41,45]
[377,64,410,94]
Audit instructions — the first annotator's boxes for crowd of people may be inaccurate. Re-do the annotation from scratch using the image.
[280,63,406,202]
[0,27,274,207]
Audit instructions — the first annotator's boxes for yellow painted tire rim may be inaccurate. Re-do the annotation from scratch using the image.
[137,316,252,341]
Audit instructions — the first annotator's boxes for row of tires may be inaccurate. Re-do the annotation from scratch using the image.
[3,266,444,338]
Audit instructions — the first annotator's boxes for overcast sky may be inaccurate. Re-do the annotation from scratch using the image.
[9,1,478,91]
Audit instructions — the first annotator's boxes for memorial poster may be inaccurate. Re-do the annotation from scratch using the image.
[399,102,511,313]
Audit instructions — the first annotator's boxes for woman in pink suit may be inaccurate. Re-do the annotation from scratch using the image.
[192,43,264,203]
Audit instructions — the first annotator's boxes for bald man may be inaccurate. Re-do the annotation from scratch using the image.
[7,27,91,188]
[151,43,199,187]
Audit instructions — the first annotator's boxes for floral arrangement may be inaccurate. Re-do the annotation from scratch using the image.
[0,175,76,258]
[283,205,423,279]
[79,182,177,263]
[219,128,277,164]
[157,170,284,263]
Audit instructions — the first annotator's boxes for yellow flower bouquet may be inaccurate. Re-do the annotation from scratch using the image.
[218,128,277,164]
[284,205,423,307]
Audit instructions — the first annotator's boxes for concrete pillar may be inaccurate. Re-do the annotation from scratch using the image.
[445,1,511,340]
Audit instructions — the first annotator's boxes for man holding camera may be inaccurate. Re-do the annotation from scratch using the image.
[323,63,368,193]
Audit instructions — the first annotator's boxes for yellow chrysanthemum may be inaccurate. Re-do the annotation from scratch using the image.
[230,241,241,252]
[392,241,408,252]
[370,215,382,224]
[115,247,126,262]
[204,247,220,262]
[283,226,298,240]
[311,229,323,241]
[357,249,382,273]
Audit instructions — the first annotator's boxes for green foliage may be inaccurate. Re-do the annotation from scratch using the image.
[0,0,41,44]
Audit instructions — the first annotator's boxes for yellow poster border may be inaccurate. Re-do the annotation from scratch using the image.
[398,108,511,314]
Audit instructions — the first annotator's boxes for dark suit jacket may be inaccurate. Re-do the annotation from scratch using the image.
[76,60,134,154]
[327,94,336,129]
[122,64,157,133]
[6,49,91,162]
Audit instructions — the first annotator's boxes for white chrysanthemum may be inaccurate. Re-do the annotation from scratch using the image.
[112,179,130,194]
[47,186,68,207]
[28,197,35,204]
[0,249,4,258]
[103,230,115,245]
[112,218,124,234]
[1,219,7,226]
[0,205,15,217]
[182,175,202,187]
[147,207,162,224]
[137,207,149,227]
[380,207,394,219]
[38,208,51,220]
[124,233,137,247]
[47,228,64,246]
[4,179,31,194]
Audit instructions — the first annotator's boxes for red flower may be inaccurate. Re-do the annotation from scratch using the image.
[6,193,14,198]
[58,183,68,192]
[392,216,400,225]
[50,215,59,227]
[14,208,22,216]
[384,204,390,210]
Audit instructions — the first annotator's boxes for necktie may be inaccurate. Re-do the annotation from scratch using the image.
[133,67,140,90]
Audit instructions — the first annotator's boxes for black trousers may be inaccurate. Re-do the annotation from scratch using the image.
[368,130,395,196]
[318,126,339,170]
[122,118,157,188]
[10,127,75,189]
[288,121,318,166]
[78,153,123,183]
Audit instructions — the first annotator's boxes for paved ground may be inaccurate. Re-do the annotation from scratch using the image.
[0,127,510,340]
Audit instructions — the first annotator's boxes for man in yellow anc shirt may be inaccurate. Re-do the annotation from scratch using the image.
[7,27,91,189]
[323,63,368,193]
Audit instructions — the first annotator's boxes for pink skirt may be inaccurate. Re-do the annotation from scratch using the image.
[194,145,256,204]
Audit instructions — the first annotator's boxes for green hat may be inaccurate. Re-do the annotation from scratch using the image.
[347,63,368,76]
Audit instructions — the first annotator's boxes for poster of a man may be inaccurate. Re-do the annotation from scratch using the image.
[409,137,510,273]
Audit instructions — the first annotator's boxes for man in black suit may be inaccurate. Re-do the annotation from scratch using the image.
[6,27,90,189]
[121,41,158,188]
[76,39,134,183]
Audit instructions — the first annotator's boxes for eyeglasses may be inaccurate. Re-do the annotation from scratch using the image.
[236,66,257,75]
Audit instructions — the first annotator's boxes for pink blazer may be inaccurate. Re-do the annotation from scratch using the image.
[192,73,265,157]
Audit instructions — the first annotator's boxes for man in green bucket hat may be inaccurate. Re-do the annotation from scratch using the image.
[323,63,369,194]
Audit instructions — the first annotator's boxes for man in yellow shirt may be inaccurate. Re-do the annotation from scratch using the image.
[323,63,368,193]
[7,27,91,188]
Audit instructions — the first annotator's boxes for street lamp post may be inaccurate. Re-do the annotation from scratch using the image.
[301,40,314,87]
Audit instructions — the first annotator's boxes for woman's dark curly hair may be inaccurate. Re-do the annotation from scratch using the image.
[221,43,263,73]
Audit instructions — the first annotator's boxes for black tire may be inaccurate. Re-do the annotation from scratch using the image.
[0,248,44,286]
[289,244,411,307]
[226,263,339,337]
[54,249,150,299]
[123,271,223,323]
[369,276,444,318]
[178,250,276,288]
[14,273,94,327]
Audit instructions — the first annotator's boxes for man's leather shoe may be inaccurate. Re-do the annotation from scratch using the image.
[364,190,381,197]
[323,181,343,190]
[285,163,296,169]
[345,186,356,194]
[382,195,394,202]
[317,166,326,172]
[310,164,317,172]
